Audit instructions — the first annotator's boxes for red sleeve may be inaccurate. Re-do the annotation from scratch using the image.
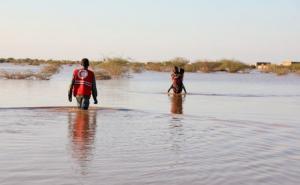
[73,69,78,78]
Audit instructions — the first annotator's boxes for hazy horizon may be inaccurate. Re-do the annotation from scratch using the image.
[0,0,299,63]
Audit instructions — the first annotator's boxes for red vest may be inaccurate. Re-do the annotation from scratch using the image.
[73,68,94,96]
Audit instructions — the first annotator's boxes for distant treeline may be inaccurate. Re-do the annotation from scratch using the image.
[1,57,299,80]
[0,58,78,65]
[0,57,253,73]
[144,58,253,73]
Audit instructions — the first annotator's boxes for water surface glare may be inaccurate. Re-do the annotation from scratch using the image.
[0,68,300,185]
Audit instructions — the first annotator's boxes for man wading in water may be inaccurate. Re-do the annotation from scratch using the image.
[68,58,98,110]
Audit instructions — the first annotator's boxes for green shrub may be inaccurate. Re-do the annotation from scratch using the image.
[263,65,290,75]
[184,63,198,72]
[129,62,145,73]
[145,62,165,71]
[94,70,112,80]
[96,58,129,77]
[290,64,300,74]
[166,57,189,68]
[193,61,222,72]
[217,59,250,73]
[0,70,35,79]
[40,63,62,78]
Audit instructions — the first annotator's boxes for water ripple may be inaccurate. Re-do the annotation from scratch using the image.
[0,108,299,185]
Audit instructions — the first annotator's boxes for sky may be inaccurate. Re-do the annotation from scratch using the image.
[0,0,299,63]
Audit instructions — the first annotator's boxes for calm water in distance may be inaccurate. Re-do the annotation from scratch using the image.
[0,65,300,185]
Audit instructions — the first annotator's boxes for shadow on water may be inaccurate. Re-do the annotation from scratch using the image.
[169,94,185,114]
[68,109,97,175]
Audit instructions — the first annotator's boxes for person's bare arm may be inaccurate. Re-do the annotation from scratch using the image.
[182,84,187,94]
[92,74,98,104]
[68,76,75,102]
[168,85,173,93]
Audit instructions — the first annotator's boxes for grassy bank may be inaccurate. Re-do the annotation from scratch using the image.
[145,57,189,72]
[290,64,300,74]
[185,59,251,73]
[0,58,77,66]
[143,58,252,73]
[91,58,129,80]
[0,57,253,74]
[260,64,300,75]
[1,57,299,80]
[91,58,147,79]
[92,58,129,77]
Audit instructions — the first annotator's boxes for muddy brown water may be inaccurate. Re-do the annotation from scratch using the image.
[0,65,300,185]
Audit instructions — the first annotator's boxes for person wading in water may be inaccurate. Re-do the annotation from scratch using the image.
[68,58,98,110]
[168,66,187,94]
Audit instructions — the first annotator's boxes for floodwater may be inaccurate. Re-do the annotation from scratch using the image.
[0,65,300,185]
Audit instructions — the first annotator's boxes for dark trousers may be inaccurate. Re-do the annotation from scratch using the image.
[76,95,90,110]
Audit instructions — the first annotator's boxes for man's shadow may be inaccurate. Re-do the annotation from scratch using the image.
[68,109,97,174]
[170,94,185,114]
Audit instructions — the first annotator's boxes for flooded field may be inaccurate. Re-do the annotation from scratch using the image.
[0,65,300,185]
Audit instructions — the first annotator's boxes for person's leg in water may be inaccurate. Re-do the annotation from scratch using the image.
[168,84,174,93]
[76,96,91,110]
[75,96,82,108]
[174,84,183,94]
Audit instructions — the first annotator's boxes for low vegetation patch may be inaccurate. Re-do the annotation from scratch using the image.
[1,57,299,78]
[0,58,77,66]
[145,62,166,72]
[0,63,62,80]
[129,62,145,73]
[93,70,112,80]
[261,64,300,75]
[271,65,289,76]
[218,59,250,73]
[0,70,36,80]
[290,64,300,75]
[188,59,250,73]
[93,58,130,78]
[186,61,221,72]
[144,58,250,73]
[40,63,61,77]
[145,57,189,72]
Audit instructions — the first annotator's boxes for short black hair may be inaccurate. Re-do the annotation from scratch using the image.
[81,58,89,68]
[173,66,179,73]
[180,68,185,74]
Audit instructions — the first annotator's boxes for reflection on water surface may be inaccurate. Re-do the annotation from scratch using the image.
[0,70,300,185]
[170,94,185,114]
[68,110,97,175]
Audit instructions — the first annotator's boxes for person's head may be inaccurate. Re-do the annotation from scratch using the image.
[173,66,179,74]
[180,68,185,75]
[81,58,89,68]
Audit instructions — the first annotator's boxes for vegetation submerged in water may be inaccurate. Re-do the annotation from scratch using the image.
[0,58,77,66]
[259,64,300,76]
[142,58,252,73]
[185,59,252,73]
[0,57,299,80]
[0,63,61,80]
[92,58,130,78]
